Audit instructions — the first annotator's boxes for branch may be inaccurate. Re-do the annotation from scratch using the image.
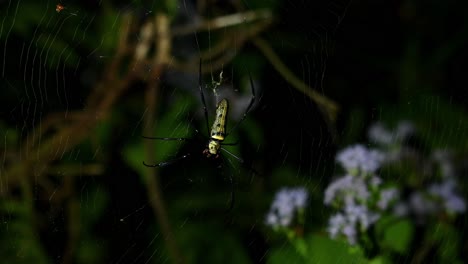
[251,37,340,123]
[142,13,184,264]
[172,9,272,36]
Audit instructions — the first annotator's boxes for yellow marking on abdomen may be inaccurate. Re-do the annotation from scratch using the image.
[210,99,228,141]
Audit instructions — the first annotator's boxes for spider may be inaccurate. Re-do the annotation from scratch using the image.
[142,59,257,210]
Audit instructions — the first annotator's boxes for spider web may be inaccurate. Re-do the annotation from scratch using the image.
[0,0,367,263]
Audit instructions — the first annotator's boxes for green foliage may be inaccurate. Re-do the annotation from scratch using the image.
[375,217,413,254]
[368,255,392,264]
[122,95,195,181]
[0,2,46,39]
[0,2,83,69]
[35,30,80,69]
[378,94,468,150]
[267,243,304,264]
[75,187,109,264]
[94,6,122,56]
[428,222,463,264]
[123,138,147,177]
[268,234,367,264]
[0,199,49,264]
[341,107,366,146]
[0,121,18,147]
[307,234,367,263]
[177,223,251,264]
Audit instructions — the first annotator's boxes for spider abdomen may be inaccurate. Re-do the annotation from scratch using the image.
[210,99,228,141]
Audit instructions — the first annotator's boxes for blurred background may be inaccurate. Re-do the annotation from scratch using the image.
[0,0,467,263]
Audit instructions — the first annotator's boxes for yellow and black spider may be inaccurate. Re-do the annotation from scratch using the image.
[142,59,256,209]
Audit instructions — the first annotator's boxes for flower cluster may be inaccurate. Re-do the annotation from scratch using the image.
[375,121,466,222]
[325,144,398,245]
[432,150,455,178]
[395,178,466,219]
[265,187,309,229]
[428,179,466,213]
[368,121,417,162]
[367,121,466,220]
[336,145,385,174]
[368,121,415,147]
[327,203,380,245]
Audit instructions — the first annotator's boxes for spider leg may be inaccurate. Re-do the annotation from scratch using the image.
[198,58,211,135]
[225,73,256,137]
[221,147,260,176]
[142,136,192,141]
[143,153,191,167]
[221,147,244,163]
[142,127,200,141]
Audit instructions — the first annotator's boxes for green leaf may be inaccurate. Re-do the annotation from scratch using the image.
[122,139,146,177]
[75,238,106,264]
[376,216,413,254]
[307,234,367,263]
[94,7,121,55]
[0,122,19,147]
[429,222,463,263]
[177,223,251,264]
[36,33,80,69]
[75,187,109,264]
[268,234,367,264]
[79,186,109,226]
[122,94,194,180]
[0,199,50,264]
[267,243,305,264]
[368,255,392,264]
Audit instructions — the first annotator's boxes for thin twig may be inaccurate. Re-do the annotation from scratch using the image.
[142,13,184,264]
[252,37,339,122]
[172,9,272,36]
[170,18,273,74]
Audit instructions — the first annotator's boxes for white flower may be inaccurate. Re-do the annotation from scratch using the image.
[393,202,409,217]
[324,174,370,206]
[395,120,415,141]
[336,144,385,174]
[327,213,358,245]
[409,192,438,215]
[368,123,393,146]
[289,188,309,208]
[394,179,466,220]
[265,212,278,226]
[327,203,379,245]
[429,179,466,213]
[344,202,380,230]
[432,150,455,178]
[265,187,309,228]
[368,121,415,146]
[327,213,346,238]
[377,188,400,210]
[342,223,358,245]
[370,176,383,187]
